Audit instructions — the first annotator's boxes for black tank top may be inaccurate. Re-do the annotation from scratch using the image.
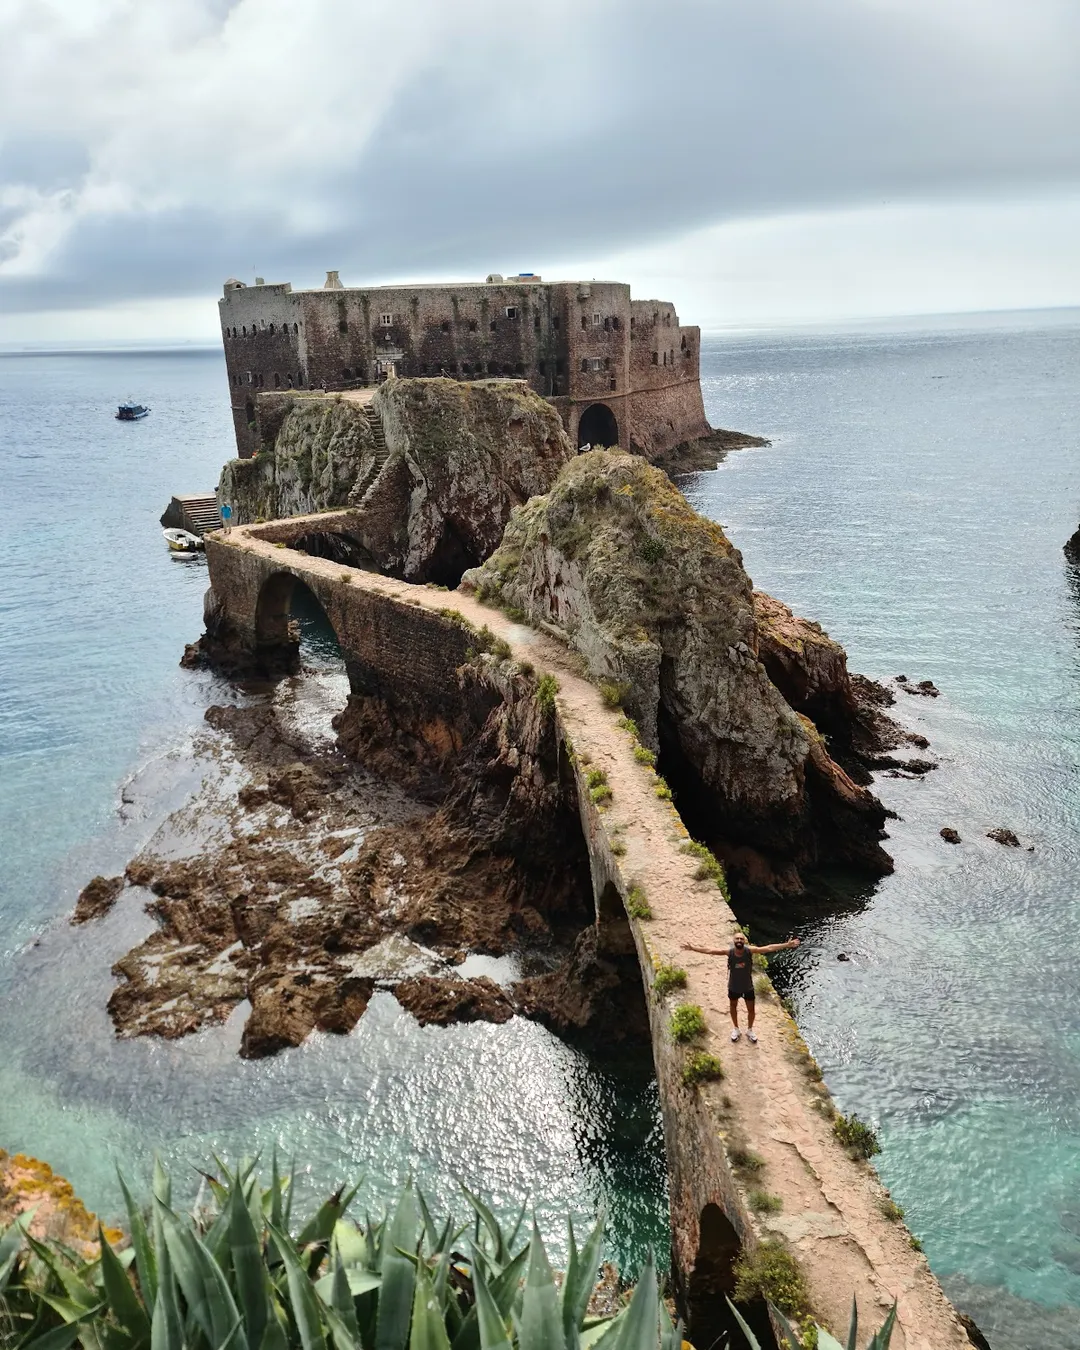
[727,943,753,994]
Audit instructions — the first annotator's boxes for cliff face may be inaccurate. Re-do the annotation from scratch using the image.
[217,380,573,585]
[218,396,377,523]
[464,450,891,895]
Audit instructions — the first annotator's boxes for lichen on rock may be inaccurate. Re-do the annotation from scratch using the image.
[464,450,892,896]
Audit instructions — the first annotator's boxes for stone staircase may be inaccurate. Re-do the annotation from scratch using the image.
[175,494,224,536]
[347,405,392,506]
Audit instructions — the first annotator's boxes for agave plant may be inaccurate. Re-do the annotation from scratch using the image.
[725,1295,897,1350]
[0,1158,679,1350]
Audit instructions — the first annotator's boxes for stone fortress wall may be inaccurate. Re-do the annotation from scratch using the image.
[220,273,710,461]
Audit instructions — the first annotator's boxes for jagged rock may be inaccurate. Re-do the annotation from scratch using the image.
[940,828,962,844]
[394,975,514,1026]
[216,380,574,586]
[646,427,771,475]
[0,1151,122,1258]
[464,451,892,896]
[987,827,1020,847]
[899,678,940,697]
[71,874,124,924]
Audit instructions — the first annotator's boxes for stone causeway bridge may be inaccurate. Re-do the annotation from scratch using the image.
[203,513,971,1350]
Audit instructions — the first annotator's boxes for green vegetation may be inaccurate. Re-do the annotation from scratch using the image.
[625,885,652,920]
[632,745,657,768]
[654,779,673,802]
[878,1197,905,1222]
[733,1240,810,1319]
[833,1112,882,1160]
[476,625,513,660]
[652,964,687,998]
[753,975,772,998]
[639,537,666,566]
[669,1004,706,1043]
[535,673,559,714]
[0,1162,678,1350]
[598,679,631,709]
[752,953,769,972]
[616,715,640,738]
[681,1052,724,1087]
[728,1147,765,1174]
[517,660,535,677]
[749,1190,783,1215]
[611,838,627,857]
[909,1236,924,1252]
[726,1293,898,1350]
[585,767,612,806]
[679,841,731,902]
[340,572,352,583]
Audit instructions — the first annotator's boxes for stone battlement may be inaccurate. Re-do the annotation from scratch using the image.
[219,272,711,463]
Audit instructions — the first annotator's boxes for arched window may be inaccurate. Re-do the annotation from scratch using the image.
[242,325,247,335]
[274,373,281,387]
[269,323,275,333]
[293,323,299,334]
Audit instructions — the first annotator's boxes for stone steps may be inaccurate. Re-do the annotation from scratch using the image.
[347,406,391,506]
[174,494,223,535]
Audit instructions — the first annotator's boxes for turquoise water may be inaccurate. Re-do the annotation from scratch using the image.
[687,311,1080,1348]
[0,348,666,1270]
[4,321,1080,1346]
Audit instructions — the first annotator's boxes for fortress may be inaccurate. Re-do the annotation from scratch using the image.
[219,270,714,461]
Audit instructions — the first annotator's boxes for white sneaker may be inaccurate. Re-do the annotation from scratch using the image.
[731,1029,740,1042]
[747,1029,758,1043]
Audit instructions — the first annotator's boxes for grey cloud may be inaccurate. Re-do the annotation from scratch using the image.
[3,0,1079,314]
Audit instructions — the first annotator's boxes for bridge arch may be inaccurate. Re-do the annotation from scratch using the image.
[254,570,348,679]
[577,402,619,449]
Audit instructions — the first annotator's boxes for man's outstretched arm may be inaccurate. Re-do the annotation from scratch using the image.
[682,943,728,956]
[748,939,800,954]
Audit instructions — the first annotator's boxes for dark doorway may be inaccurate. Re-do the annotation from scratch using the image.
[578,402,619,449]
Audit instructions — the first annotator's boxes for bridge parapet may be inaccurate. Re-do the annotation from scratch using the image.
[200,518,971,1350]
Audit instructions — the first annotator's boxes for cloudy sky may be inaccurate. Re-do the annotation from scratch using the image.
[1,0,1078,339]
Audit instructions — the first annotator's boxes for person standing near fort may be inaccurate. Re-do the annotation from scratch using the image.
[683,932,800,1042]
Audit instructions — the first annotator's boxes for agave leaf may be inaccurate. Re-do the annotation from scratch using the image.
[151,1160,170,1210]
[451,1242,529,1350]
[324,1303,365,1350]
[270,1153,285,1233]
[156,1198,248,1350]
[517,1224,562,1350]
[25,1235,98,1311]
[333,1220,369,1271]
[608,1252,658,1350]
[40,1295,107,1325]
[328,1253,364,1340]
[472,1259,511,1350]
[562,1213,605,1350]
[148,1222,183,1350]
[461,1192,506,1266]
[315,1268,382,1300]
[259,1303,291,1350]
[228,1172,270,1350]
[761,1301,801,1350]
[815,1333,845,1350]
[867,1304,897,1350]
[18,1323,85,1350]
[579,1317,620,1350]
[845,1296,858,1350]
[284,1161,298,1233]
[375,1187,419,1350]
[97,1224,151,1344]
[269,1223,328,1350]
[408,1263,451,1350]
[416,1191,440,1254]
[117,1173,157,1311]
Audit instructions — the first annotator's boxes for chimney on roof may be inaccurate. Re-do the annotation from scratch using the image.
[324,270,343,289]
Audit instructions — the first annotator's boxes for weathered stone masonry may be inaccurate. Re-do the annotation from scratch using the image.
[219,273,710,463]
[201,519,972,1350]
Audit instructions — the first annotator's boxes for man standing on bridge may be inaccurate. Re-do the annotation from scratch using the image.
[683,932,800,1042]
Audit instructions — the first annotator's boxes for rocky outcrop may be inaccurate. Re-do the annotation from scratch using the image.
[0,1151,122,1257]
[464,450,892,896]
[217,380,574,586]
[71,874,124,924]
[647,427,771,475]
[218,396,377,521]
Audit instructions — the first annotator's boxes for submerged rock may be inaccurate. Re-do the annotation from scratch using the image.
[987,827,1021,847]
[464,451,893,897]
[940,828,962,845]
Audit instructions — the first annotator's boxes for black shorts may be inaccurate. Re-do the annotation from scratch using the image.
[728,988,755,1002]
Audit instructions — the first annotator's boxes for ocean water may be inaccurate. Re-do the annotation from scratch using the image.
[2,318,1080,1346]
[687,311,1080,1348]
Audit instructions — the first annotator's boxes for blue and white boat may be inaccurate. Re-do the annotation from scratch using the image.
[116,402,150,421]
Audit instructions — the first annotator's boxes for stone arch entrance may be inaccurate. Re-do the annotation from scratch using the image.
[255,571,345,678]
[577,402,619,449]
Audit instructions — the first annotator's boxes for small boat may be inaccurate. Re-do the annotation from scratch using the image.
[117,402,150,420]
[162,528,204,555]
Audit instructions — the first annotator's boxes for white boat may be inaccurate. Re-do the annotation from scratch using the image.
[162,527,204,554]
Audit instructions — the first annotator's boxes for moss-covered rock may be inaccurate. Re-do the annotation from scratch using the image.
[218,396,376,524]
[465,451,891,895]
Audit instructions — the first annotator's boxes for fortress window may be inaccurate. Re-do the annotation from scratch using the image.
[612,317,620,330]
[552,316,560,330]
[670,349,675,363]
[534,315,540,329]
[538,361,546,375]
[590,358,602,372]
[502,364,512,375]
[681,335,687,349]
[609,377,617,391]
[604,357,610,370]
[339,319,348,333]
[653,311,658,323]
[270,323,276,334]
[581,358,589,372]
[592,312,601,326]
[441,321,450,333]
[652,352,658,365]
[685,347,692,358]
[662,352,667,366]
[380,313,393,326]
[293,323,299,334]
[287,374,293,387]
[581,316,588,330]
[274,373,281,387]
[505,306,518,319]
[242,326,247,335]
[604,317,610,331]
[630,317,635,329]
[488,361,499,374]
[469,319,478,332]
[462,363,471,374]
[515,362,524,374]
[490,319,497,331]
